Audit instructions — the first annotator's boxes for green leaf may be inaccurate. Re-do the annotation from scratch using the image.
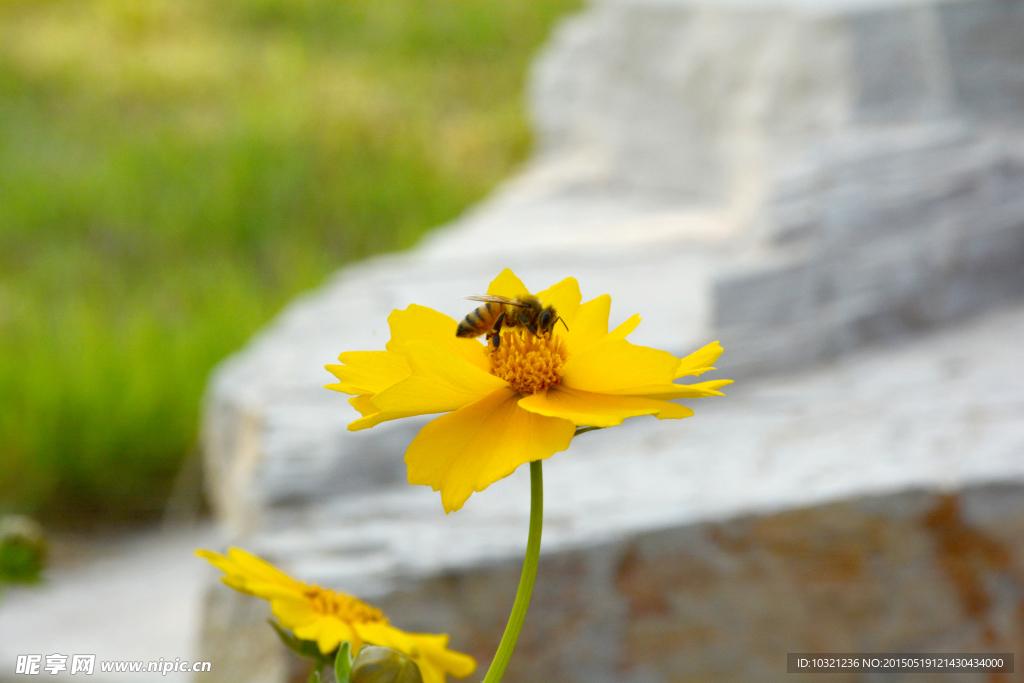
[268,620,324,661]
[307,663,323,683]
[334,641,353,683]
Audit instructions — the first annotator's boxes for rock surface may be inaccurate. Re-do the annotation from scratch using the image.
[197,0,1024,680]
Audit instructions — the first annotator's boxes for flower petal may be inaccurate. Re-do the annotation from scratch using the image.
[316,627,343,656]
[350,394,376,417]
[563,294,610,355]
[346,395,392,432]
[675,341,724,378]
[228,581,302,601]
[325,351,410,396]
[624,378,734,400]
[414,635,477,680]
[218,575,252,595]
[352,621,408,651]
[610,313,641,339]
[561,337,679,395]
[292,615,354,655]
[518,385,693,427]
[366,341,509,430]
[270,596,323,632]
[196,548,306,595]
[386,304,490,372]
[405,387,575,512]
[486,268,531,298]
[534,277,581,331]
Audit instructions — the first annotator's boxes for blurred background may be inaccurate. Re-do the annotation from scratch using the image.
[4,0,1024,681]
[0,0,578,527]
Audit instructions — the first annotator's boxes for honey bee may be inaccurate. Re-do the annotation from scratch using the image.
[456,294,566,348]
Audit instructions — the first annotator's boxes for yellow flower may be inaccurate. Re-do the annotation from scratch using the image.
[326,269,731,513]
[196,548,476,683]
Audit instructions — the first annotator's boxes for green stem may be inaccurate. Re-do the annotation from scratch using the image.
[481,460,543,683]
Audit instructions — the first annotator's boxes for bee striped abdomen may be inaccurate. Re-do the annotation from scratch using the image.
[456,302,504,338]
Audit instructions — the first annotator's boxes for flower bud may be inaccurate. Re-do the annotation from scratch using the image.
[350,646,423,683]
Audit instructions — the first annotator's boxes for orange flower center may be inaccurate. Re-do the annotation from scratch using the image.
[303,586,387,624]
[489,328,567,394]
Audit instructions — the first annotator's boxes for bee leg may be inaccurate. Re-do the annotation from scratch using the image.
[491,311,506,348]
[518,313,537,336]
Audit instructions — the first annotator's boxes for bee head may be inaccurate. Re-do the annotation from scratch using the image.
[539,306,568,335]
[538,307,555,332]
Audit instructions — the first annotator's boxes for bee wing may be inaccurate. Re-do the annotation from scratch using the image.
[463,294,525,307]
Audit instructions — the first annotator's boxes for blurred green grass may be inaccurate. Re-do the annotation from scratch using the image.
[0,0,579,525]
